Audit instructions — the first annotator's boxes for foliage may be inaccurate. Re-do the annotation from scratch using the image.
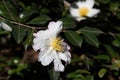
[0,0,120,80]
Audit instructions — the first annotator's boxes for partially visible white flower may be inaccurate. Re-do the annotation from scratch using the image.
[33,21,71,72]
[19,13,24,19]
[69,0,100,21]
[0,22,12,31]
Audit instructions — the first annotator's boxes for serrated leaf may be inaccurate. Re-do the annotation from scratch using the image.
[27,14,51,25]
[60,18,76,29]
[64,31,83,47]
[79,27,103,35]
[98,68,107,78]
[12,25,27,43]
[83,32,99,47]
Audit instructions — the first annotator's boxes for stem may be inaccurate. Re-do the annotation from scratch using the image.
[48,69,60,80]
[0,16,46,30]
[10,21,45,30]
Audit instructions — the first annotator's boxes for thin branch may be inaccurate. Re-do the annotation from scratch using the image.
[0,16,46,30]
[10,21,46,30]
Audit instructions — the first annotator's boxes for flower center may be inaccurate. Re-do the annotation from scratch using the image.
[51,37,63,52]
[79,7,89,16]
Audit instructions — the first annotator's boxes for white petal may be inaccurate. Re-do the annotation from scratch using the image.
[33,30,50,39]
[76,1,86,8]
[1,22,12,31]
[76,0,94,8]
[69,8,79,18]
[66,43,70,50]
[38,47,54,66]
[54,61,64,72]
[86,0,94,8]
[53,51,65,72]
[69,8,86,21]
[64,51,71,63]
[48,21,63,36]
[54,57,65,72]
[76,17,86,21]
[87,9,100,17]
[58,52,67,62]
[32,36,49,51]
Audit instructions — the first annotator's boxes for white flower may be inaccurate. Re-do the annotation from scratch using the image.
[33,21,71,72]
[0,22,12,31]
[69,0,100,21]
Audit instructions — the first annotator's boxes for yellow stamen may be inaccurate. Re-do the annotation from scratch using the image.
[51,37,63,52]
[79,7,89,16]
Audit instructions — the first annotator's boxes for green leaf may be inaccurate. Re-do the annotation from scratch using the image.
[23,29,34,50]
[79,27,103,35]
[64,31,83,47]
[112,38,120,47]
[12,25,27,43]
[110,2,119,12]
[75,69,90,74]
[67,72,84,79]
[98,68,107,78]
[20,9,37,22]
[94,55,110,61]
[0,1,19,20]
[83,32,99,47]
[0,1,9,18]
[6,1,19,20]
[60,18,76,29]
[27,14,51,25]
[85,75,94,80]
[104,44,119,58]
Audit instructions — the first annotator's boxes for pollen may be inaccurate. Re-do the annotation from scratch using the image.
[51,37,63,52]
[79,7,89,16]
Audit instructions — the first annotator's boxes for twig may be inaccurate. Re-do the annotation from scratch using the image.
[10,21,46,30]
[0,16,46,30]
